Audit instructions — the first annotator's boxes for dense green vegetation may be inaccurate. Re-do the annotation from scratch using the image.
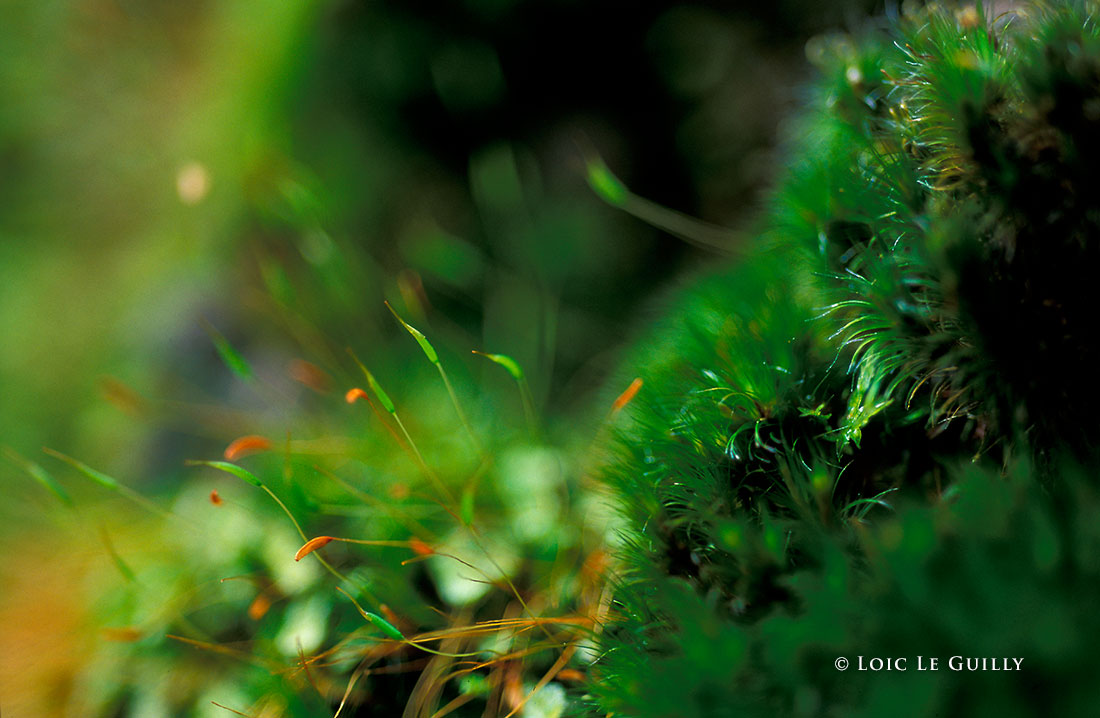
[596,3,1100,716]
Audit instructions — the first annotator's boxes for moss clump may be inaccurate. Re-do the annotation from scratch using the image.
[596,4,1100,716]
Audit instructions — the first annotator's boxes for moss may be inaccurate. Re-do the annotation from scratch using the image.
[595,4,1100,716]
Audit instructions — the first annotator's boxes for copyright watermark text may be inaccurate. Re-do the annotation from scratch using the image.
[834,656,1024,672]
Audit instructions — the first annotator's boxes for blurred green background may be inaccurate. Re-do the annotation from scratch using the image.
[0,0,875,714]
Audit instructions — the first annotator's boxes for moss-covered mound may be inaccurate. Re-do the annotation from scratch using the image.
[596,4,1100,716]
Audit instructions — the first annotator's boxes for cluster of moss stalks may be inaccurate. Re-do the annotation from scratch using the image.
[593,3,1100,716]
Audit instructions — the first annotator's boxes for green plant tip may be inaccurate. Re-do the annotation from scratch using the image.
[44,448,121,491]
[4,447,73,506]
[350,352,398,413]
[187,460,264,488]
[365,611,405,641]
[472,351,525,381]
[586,158,630,207]
[202,321,253,380]
[385,301,440,364]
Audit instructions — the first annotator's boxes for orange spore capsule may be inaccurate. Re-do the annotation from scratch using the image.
[345,387,369,404]
[294,535,335,561]
[223,435,272,461]
[210,489,223,506]
[611,377,643,413]
[288,359,331,393]
[409,537,434,556]
[248,592,272,620]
